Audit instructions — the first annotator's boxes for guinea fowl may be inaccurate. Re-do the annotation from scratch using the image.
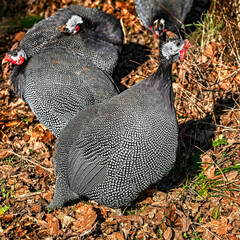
[134,0,193,36]
[4,47,119,137]
[18,5,123,75]
[3,5,123,137]
[48,38,191,209]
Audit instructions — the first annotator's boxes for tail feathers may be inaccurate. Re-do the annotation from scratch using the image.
[48,176,79,209]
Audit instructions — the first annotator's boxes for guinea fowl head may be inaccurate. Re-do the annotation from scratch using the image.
[62,15,87,34]
[161,39,191,62]
[3,49,27,65]
[151,19,167,38]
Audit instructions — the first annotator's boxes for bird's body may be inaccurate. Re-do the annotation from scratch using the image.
[20,5,123,74]
[10,47,118,137]
[49,39,190,209]
[5,5,123,137]
[135,0,193,34]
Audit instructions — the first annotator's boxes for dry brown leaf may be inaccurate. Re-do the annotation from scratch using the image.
[57,213,75,232]
[35,166,48,178]
[41,191,53,203]
[46,214,62,236]
[18,172,33,185]
[0,89,10,99]
[72,203,97,234]
[204,216,233,235]
[42,130,55,143]
[0,214,15,222]
[225,170,238,181]
[107,232,125,240]
[234,73,240,84]
[12,31,25,42]
[115,1,129,9]
[201,153,215,179]
[166,204,177,222]
[163,227,173,240]
[0,149,13,160]
[31,204,42,213]
[115,214,143,225]
[203,41,215,58]
[15,185,31,197]
[227,235,239,240]
[176,209,192,232]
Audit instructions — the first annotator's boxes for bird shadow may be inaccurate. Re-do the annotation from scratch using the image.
[113,42,150,92]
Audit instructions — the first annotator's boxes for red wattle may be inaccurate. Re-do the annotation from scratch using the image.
[180,49,186,62]
[75,26,80,33]
[4,55,11,62]
[18,56,25,65]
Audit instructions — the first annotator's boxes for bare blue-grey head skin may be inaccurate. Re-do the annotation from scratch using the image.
[63,15,84,34]
[48,39,190,209]
[134,0,193,35]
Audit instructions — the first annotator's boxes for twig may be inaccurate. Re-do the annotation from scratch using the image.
[120,18,126,44]
[15,191,42,199]
[218,68,240,82]
[10,151,53,173]
[192,222,221,240]
[79,221,98,238]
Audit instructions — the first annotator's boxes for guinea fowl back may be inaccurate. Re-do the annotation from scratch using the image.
[49,39,190,209]
[20,5,123,74]
[10,47,119,137]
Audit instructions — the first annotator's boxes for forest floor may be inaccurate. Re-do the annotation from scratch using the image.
[0,0,240,239]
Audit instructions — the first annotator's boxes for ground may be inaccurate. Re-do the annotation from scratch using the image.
[0,0,240,239]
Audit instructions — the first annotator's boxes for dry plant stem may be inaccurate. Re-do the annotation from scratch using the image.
[212,112,218,131]
[220,68,240,82]
[120,18,127,44]
[79,221,98,238]
[180,93,207,115]
[15,191,42,199]
[175,83,202,103]
[10,151,53,173]
[128,16,145,33]
[192,222,221,240]
[227,21,240,65]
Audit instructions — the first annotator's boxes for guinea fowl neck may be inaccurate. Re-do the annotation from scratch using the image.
[139,57,175,112]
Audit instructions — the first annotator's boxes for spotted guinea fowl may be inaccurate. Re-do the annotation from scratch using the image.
[48,38,191,209]
[134,0,193,36]
[4,47,119,137]
[19,5,123,75]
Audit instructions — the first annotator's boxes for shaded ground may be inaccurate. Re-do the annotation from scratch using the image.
[0,0,240,239]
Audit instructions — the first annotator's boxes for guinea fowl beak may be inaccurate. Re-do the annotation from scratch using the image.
[2,55,11,64]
